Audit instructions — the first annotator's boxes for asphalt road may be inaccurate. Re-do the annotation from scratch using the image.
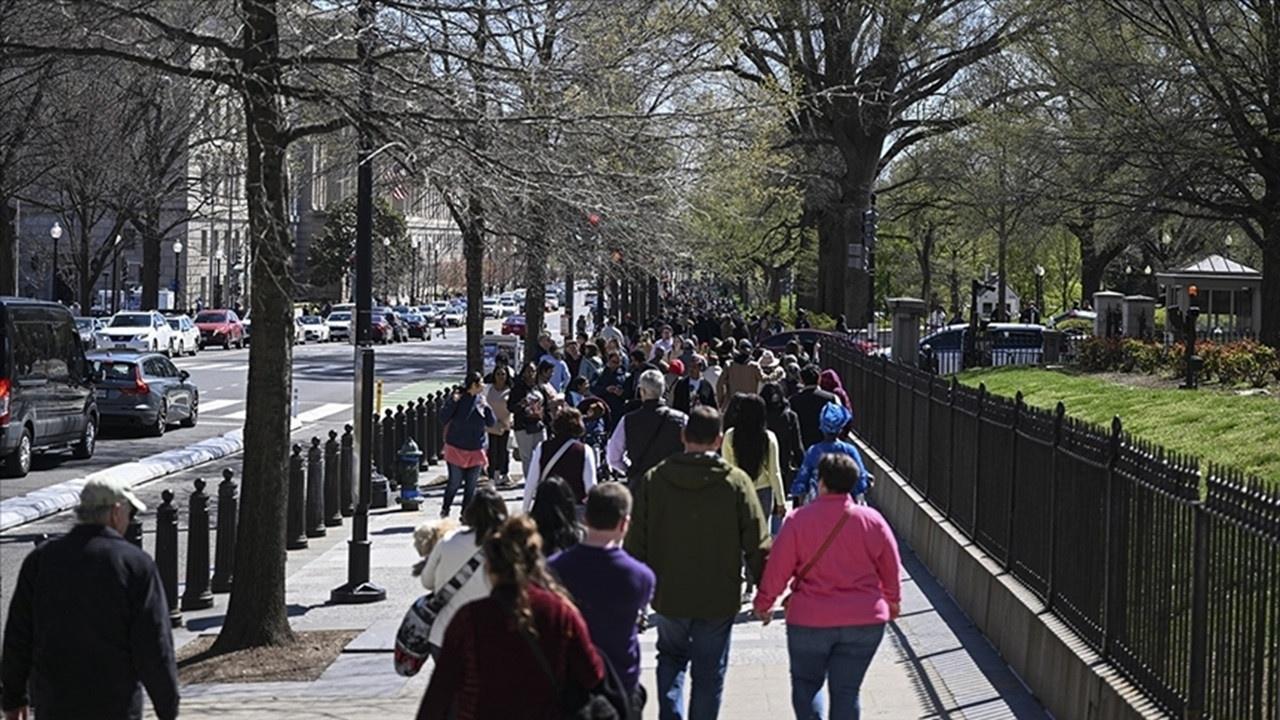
[0,324,477,502]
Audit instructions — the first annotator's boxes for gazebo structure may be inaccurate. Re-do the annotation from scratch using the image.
[1155,254,1263,337]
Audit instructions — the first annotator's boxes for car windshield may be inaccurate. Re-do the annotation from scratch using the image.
[195,312,226,323]
[301,316,323,324]
[507,316,525,323]
[167,320,182,329]
[109,314,151,327]
[90,360,137,381]
[329,312,351,321]
[75,318,93,330]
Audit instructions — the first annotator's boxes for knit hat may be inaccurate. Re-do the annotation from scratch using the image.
[819,402,852,435]
[668,359,685,376]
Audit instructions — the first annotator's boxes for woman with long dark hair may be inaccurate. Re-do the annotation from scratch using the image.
[722,393,786,534]
[485,365,513,487]
[761,382,804,502]
[528,476,582,556]
[419,516,605,720]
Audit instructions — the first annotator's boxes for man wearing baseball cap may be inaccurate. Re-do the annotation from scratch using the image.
[2,478,178,720]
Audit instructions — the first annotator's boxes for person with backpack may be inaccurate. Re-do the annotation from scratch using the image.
[753,453,901,720]
[792,403,870,504]
[438,371,496,519]
[605,369,687,489]
[523,407,597,512]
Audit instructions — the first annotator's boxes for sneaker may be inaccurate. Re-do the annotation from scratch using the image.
[440,508,450,519]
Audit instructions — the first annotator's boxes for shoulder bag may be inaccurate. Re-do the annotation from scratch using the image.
[782,510,850,612]
[393,546,485,676]
[519,626,629,720]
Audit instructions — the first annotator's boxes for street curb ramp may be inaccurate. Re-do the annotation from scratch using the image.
[0,429,245,532]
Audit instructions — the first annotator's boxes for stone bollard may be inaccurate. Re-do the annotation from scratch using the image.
[424,395,438,466]
[156,489,183,628]
[339,424,355,516]
[181,478,214,611]
[211,468,237,593]
[306,436,327,538]
[415,398,429,469]
[287,444,308,550]
[382,409,397,489]
[324,429,342,527]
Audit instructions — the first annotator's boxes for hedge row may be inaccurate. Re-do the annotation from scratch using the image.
[1077,337,1280,388]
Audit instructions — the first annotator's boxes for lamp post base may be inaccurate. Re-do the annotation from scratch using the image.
[330,581,387,604]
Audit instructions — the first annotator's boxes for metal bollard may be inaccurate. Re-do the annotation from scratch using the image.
[287,444,308,550]
[434,390,446,461]
[306,436,327,538]
[415,398,429,469]
[339,424,355,517]
[181,478,214,611]
[424,395,438,466]
[382,409,397,489]
[126,516,144,548]
[371,407,383,474]
[395,404,407,458]
[405,401,418,462]
[324,429,342,527]
[211,468,237,593]
[156,489,183,628]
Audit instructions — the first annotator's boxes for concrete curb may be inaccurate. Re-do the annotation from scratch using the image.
[0,429,245,532]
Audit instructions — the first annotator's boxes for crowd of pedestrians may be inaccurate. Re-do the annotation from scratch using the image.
[0,282,903,720]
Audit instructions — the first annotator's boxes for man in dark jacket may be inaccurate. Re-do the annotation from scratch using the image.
[625,405,769,720]
[592,350,629,432]
[508,360,546,480]
[2,478,179,720]
[606,369,687,487]
[788,364,839,449]
[670,354,716,415]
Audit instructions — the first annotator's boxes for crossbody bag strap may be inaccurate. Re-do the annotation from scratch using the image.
[541,440,575,480]
[793,511,851,587]
[519,627,561,696]
[426,548,484,611]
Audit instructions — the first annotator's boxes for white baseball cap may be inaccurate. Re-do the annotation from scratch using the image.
[78,478,146,514]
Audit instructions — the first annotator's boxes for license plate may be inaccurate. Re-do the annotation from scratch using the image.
[115,344,128,349]
[95,389,109,399]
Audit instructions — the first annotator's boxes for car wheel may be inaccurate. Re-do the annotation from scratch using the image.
[181,395,198,428]
[147,401,168,437]
[1,427,33,478]
[224,336,232,350]
[72,417,97,459]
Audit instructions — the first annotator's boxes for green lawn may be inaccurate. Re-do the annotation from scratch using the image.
[956,367,1280,484]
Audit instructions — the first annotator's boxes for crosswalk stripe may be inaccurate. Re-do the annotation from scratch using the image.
[199,399,240,413]
[295,402,351,423]
[220,410,247,420]
[182,362,236,371]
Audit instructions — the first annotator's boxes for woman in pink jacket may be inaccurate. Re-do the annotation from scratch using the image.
[753,453,902,720]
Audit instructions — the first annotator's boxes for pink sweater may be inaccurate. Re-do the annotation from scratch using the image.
[754,494,901,627]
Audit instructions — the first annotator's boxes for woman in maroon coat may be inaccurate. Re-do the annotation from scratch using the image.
[418,516,604,720]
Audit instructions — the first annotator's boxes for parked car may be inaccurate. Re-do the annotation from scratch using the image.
[240,311,252,345]
[919,323,1047,375]
[370,308,394,344]
[86,350,198,437]
[194,309,245,349]
[384,310,410,342]
[73,316,102,347]
[299,315,330,342]
[166,315,201,356]
[499,298,519,316]
[401,311,428,339]
[442,305,465,327]
[327,311,353,341]
[544,292,560,312]
[501,314,527,338]
[0,298,99,477]
[483,297,502,318]
[95,311,177,356]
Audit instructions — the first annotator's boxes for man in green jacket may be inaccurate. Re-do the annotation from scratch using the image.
[626,405,770,720]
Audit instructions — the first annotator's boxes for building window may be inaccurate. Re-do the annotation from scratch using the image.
[200,230,208,255]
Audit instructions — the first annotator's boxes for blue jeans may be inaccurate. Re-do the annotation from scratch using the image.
[654,614,733,720]
[443,463,481,516]
[786,623,885,720]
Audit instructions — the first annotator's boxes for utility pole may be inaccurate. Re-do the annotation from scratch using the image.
[332,0,384,605]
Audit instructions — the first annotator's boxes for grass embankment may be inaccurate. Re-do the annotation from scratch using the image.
[957,366,1280,485]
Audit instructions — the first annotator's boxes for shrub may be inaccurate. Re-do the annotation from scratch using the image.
[1122,339,1164,374]
[1213,340,1280,387]
[1056,318,1094,336]
[1078,337,1124,371]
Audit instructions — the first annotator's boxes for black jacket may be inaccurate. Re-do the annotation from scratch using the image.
[1,524,178,720]
[788,386,839,449]
[508,376,543,434]
[671,377,716,415]
[621,400,687,482]
[767,407,805,483]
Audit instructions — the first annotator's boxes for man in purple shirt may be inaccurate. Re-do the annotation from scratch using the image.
[550,483,655,713]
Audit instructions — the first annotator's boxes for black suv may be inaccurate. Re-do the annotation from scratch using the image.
[0,298,99,477]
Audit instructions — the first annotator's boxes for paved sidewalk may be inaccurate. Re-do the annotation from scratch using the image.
[128,469,1046,719]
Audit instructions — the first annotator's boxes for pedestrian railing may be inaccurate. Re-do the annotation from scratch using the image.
[827,337,1279,719]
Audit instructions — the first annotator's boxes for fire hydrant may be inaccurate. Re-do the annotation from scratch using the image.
[396,438,423,511]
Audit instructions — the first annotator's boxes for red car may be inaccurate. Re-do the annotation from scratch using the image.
[370,313,393,344]
[501,315,527,338]
[194,309,245,349]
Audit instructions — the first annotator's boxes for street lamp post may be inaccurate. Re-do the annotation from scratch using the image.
[1033,264,1045,319]
[173,241,184,312]
[111,235,123,313]
[410,236,421,305]
[214,246,225,308]
[381,236,391,303]
[49,222,63,301]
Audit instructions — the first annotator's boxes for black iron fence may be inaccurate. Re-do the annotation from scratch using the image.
[827,338,1279,719]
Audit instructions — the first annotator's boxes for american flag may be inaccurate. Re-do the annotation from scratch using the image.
[382,164,410,202]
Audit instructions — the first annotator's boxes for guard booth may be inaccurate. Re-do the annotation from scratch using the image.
[483,333,521,375]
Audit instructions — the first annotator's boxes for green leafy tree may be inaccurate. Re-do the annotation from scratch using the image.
[307,195,409,298]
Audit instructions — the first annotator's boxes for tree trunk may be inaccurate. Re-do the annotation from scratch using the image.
[1261,230,1280,347]
[648,276,658,320]
[0,203,16,296]
[917,224,935,309]
[564,265,574,340]
[78,232,93,311]
[463,196,484,375]
[996,226,1008,322]
[213,0,295,652]
[522,237,546,361]
[138,213,161,310]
